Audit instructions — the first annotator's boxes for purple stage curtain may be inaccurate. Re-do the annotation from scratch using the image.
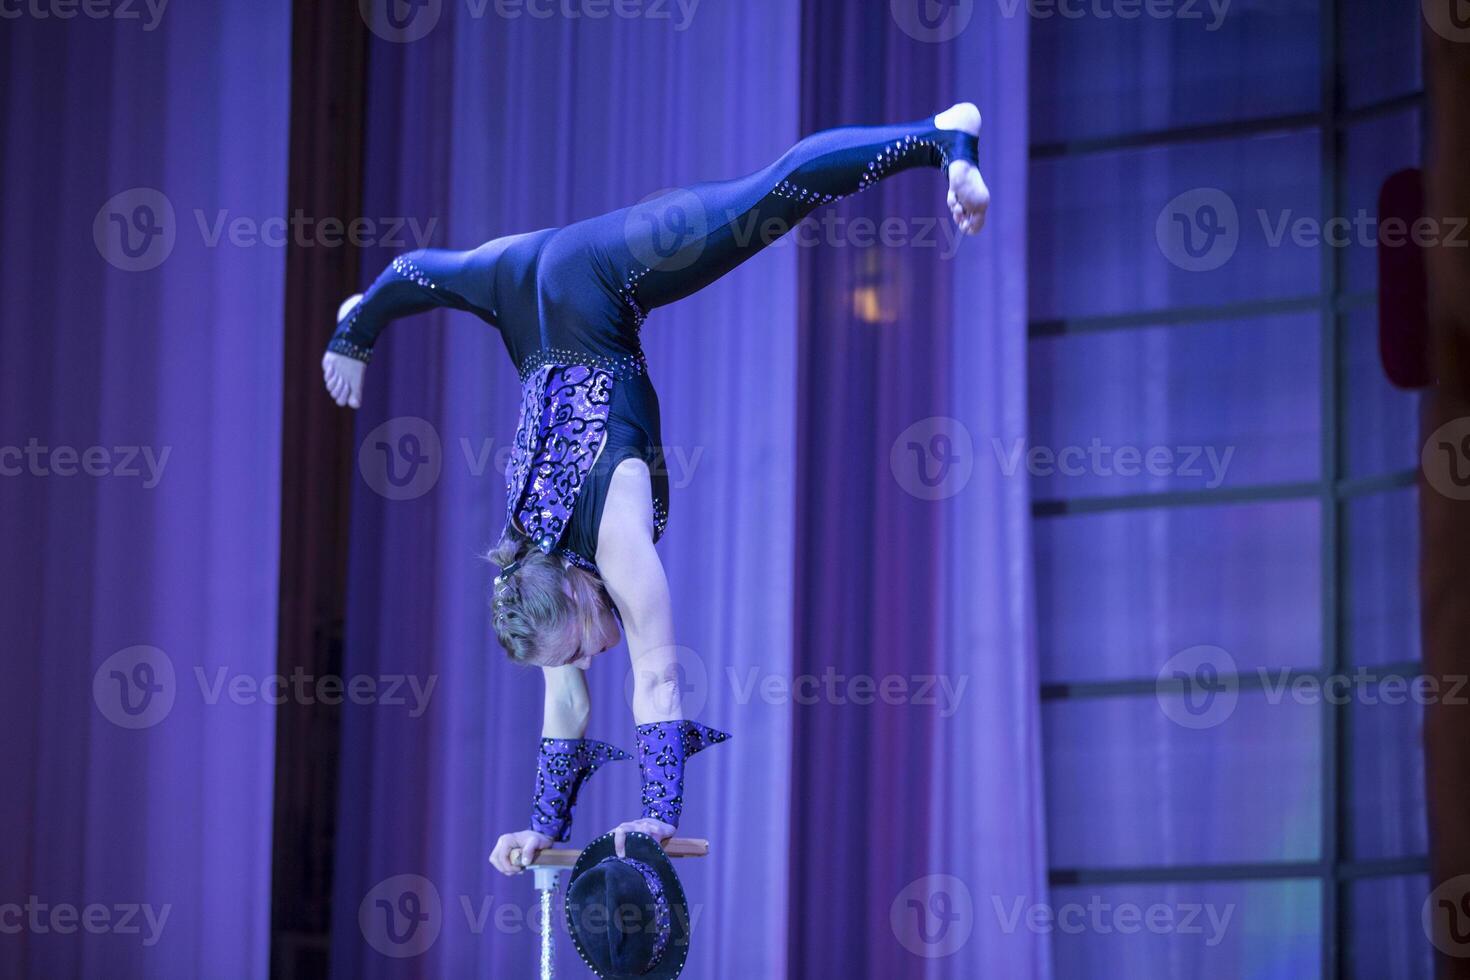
[330,4,799,978]
[789,2,1047,979]
[0,5,289,980]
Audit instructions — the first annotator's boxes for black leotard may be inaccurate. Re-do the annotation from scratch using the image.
[328,115,979,572]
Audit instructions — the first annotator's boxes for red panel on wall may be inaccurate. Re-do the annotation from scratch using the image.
[1378,168,1433,390]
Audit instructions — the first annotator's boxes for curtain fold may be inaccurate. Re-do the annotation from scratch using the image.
[789,2,1047,977]
[0,6,289,979]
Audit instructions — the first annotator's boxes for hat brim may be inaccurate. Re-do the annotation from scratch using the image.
[564,831,693,980]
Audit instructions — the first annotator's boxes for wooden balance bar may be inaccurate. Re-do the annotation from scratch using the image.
[512,837,710,869]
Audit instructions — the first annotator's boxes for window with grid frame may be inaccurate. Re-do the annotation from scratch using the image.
[1026,1,1428,976]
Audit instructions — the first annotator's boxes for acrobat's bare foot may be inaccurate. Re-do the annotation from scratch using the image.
[935,102,989,235]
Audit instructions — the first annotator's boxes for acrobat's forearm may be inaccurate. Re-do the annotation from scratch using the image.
[327,246,498,362]
[527,666,628,842]
[541,665,592,739]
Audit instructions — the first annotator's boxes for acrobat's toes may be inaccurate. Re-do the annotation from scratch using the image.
[947,161,989,235]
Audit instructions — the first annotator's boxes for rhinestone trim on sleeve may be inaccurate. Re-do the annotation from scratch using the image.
[326,337,373,363]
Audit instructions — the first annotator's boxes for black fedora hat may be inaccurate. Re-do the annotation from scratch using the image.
[564,832,692,979]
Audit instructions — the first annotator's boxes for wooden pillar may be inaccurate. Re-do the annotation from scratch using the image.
[270,1,368,976]
[1420,12,1470,978]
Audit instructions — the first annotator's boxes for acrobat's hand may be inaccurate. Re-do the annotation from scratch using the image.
[490,829,554,876]
[321,351,366,409]
[610,818,675,858]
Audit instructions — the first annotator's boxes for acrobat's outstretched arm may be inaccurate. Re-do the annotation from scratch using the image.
[321,241,509,408]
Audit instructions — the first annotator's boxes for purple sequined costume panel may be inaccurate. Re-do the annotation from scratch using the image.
[635,720,731,828]
[530,737,629,842]
[505,364,613,553]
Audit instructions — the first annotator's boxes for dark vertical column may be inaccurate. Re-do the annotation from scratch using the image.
[1421,16,1470,980]
[789,7,952,978]
[271,1,368,977]
[1320,2,1343,974]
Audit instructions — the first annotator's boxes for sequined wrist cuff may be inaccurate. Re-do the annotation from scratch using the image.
[635,720,731,828]
[327,337,374,363]
[530,737,630,843]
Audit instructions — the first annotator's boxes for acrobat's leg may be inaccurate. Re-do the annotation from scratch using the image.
[586,103,985,319]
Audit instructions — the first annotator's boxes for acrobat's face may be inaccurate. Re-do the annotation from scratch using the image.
[569,595,622,669]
